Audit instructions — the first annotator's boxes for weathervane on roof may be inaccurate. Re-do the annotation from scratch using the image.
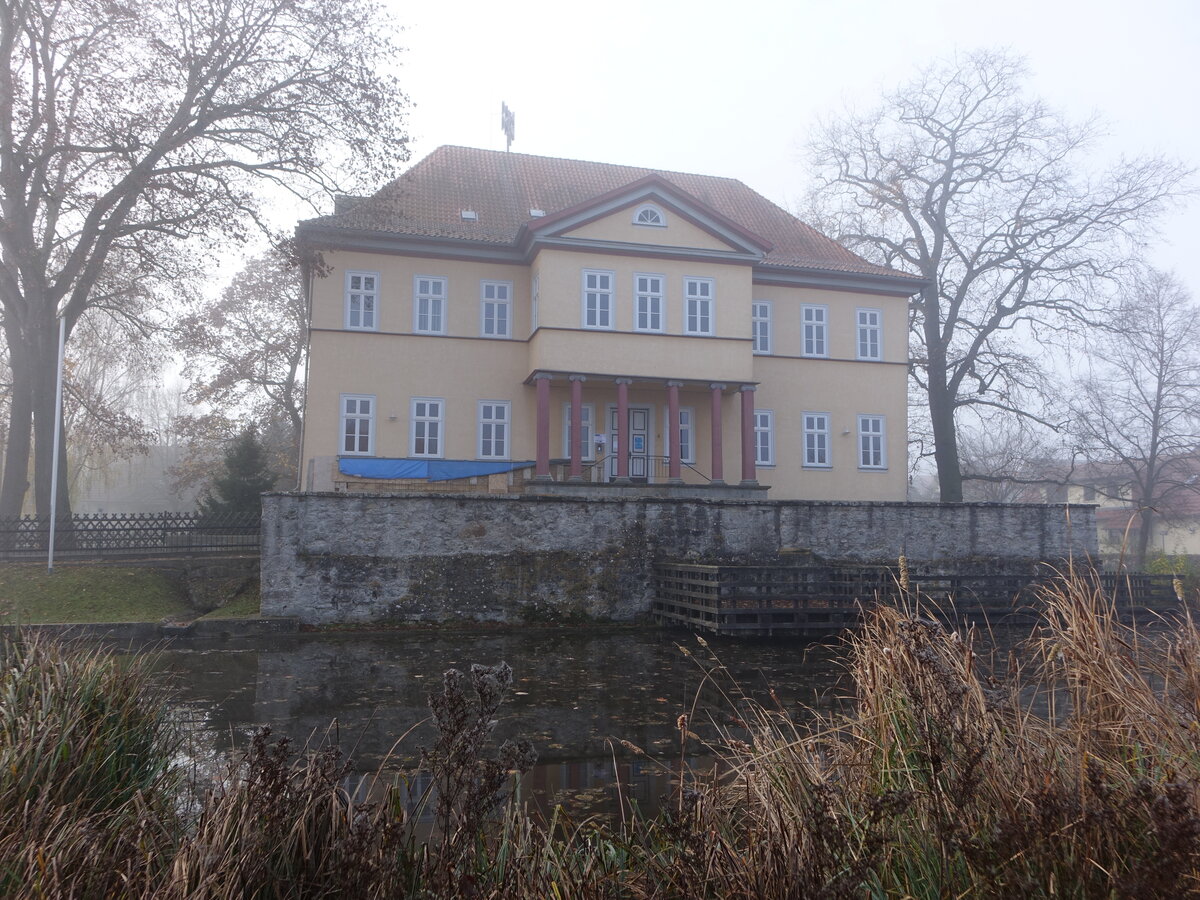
[501,102,515,152]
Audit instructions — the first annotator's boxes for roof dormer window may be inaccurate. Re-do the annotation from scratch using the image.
[632,204,666,227]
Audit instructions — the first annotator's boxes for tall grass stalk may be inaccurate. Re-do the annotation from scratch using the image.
[7,573,1200,897]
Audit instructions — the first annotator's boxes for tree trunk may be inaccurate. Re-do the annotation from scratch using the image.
[1134,507,1154,570]
[0,319,33,518]
[30,317,72,524]
[922,289,963,502]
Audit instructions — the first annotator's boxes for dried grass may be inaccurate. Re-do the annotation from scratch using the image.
[6,572,1200,897]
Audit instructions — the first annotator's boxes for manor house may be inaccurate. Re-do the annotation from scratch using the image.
[295,146,922,500]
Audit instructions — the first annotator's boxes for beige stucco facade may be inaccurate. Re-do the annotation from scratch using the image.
[299,160,918,501]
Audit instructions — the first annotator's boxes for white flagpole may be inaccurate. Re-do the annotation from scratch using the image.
[47,316,66,572]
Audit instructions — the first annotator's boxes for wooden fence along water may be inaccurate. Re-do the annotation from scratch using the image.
[0,512,260,559]
[652,561,1179,636]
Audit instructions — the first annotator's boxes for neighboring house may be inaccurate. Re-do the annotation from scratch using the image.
[295,146,923,500]
[1005,456,1200,558]
[1063,459,1200,558]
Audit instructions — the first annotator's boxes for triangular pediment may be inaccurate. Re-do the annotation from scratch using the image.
[517,176,773,259]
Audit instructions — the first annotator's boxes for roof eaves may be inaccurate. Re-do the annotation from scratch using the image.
[753,263,929,297]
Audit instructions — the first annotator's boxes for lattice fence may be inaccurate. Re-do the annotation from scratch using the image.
[0,511,260,558]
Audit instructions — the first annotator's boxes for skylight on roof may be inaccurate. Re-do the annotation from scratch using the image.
[460,209,478,221]
[529,208,545,217]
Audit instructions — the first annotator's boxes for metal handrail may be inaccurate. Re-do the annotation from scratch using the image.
[551,454,711,483]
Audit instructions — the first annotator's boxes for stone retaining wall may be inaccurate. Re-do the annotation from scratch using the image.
[261,492,1097,625]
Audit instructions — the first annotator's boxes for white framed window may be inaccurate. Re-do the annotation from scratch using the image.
[857,308,882,360]
[858,415,886,469]
[480,280,512,338]
[345,271,379,331]
[411,398,444,458]
[802,305,828,357]
[632,204,666,227]
[685,277,715,335]
[752,300,772,354]
[340,394,375,455]
[754,409,774,466]
[582,270,614,329]
[478,401,510,459]
[561,403,596,460]
[531,274,540,333]
[634,274,665,332]
[414,276,447,335]
[663,407,695,464]
[803,412,831,468]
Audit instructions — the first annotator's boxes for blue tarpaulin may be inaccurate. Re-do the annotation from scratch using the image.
[338,458,535,482]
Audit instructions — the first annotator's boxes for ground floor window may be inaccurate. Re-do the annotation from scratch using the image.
[478,401,510,459]
[858,415,886,469]
[340,394,374,455]
[803,412,830,467]
[562,403,595,460]
[411,398,444,458]
[754,409,774,466]
[663,407,695,464]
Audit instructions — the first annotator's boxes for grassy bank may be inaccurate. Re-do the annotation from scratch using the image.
[3,573,1200,896]
[0,564,194,624]
[0,562,263,624]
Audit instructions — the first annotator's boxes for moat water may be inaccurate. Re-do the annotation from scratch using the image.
[139,627,853,818]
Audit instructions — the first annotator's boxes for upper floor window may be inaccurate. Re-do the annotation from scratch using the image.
[803,412,831,468]
[414,276,447,335]
[634,274,665,332]
[478,401,510,459]
[752,300,772,354]
[664,407,695,464]
[858,415,886,469]
[411,398,444,458]
[531,274,540,333]
[754,409,774,466]
[685,277,715,336]
[480,281,512,338]
[582,270,614,329]
[562,403,596,461]
[802,305,828,357]
[345,272,379,330]
[632,204,666,227]
[857,308,882,360]
[340,394,374,455]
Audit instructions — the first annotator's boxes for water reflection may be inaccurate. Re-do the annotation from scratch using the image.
[136,628,850,818]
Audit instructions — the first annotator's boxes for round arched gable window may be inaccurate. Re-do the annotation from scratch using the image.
[632,204,666,227]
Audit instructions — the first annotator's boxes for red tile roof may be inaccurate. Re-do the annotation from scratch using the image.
[303,146,919,282]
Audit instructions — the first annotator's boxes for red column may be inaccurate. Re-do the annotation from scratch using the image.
[667,380,682,483]
[568,375,585,480]
[615,378,631,482]
[710,383,725,484]
[740,384,757,485]
[535,373,551,479]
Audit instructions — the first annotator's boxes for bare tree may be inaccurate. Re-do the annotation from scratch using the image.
[1069,269,1200,567]
[173,247,306,477]
[958,419,1069,503]
[0,0,409,519]
[806,50,1191,501]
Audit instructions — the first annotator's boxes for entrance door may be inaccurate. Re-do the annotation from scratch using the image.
[608,406,651,481]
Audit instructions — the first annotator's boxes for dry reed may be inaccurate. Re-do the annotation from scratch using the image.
[5,571,1200,897]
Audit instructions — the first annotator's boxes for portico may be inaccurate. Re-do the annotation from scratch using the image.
[529,370,760,490]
